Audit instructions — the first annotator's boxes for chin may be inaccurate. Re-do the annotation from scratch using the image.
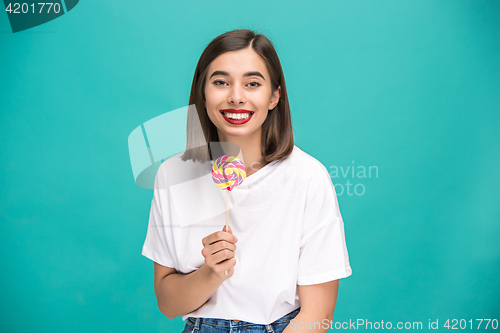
[219,127,256,138]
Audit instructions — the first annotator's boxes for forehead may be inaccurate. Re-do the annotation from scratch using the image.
[207,48,269,77]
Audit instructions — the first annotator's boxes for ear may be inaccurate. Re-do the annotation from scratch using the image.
[270,86,281,110]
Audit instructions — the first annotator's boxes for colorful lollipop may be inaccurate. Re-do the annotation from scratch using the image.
[212,155,246,191]
[212,155,246,275]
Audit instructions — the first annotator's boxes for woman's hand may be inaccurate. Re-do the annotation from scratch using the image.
[201,225,238,280]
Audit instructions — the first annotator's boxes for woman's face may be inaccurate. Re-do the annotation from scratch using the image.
[204,47,280,141]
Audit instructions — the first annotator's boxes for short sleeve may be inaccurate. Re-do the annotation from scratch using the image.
[297,166,352,285]
[141,165,177,269]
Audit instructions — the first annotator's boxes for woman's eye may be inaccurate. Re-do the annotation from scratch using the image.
[248,82,261,88]
[213,80,227,86]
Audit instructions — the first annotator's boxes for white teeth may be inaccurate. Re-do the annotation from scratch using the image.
[224,112,251,120]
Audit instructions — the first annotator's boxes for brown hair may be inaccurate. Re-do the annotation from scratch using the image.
[181,29,294,163]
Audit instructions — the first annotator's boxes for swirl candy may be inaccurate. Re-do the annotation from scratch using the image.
[212,155,246,191]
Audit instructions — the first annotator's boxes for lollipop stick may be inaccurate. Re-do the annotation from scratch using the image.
[225,190,229,276]
[226,190,229,232]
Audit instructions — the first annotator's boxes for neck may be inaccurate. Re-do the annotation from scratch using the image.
[217,128,267,177]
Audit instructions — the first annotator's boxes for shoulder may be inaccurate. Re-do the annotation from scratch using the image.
[284,145,331,181]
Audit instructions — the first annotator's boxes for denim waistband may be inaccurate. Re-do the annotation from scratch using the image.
[188,307,301,327]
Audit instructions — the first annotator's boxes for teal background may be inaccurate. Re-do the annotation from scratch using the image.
[1,0,499,332]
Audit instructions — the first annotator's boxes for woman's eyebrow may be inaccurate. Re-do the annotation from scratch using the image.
[209,70,265,80]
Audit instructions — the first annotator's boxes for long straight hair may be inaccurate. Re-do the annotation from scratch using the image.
[181,29,294,163]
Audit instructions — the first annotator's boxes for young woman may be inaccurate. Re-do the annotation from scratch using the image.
[142,29,352,333]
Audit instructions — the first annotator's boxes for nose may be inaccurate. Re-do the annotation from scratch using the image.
[228,84,246,105]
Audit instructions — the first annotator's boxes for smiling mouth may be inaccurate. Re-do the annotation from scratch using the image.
[220,110,254,120]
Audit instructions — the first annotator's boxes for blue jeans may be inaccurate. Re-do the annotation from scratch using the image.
[182,307,301,333]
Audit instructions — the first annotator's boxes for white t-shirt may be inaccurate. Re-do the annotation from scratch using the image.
[141,145,352,324]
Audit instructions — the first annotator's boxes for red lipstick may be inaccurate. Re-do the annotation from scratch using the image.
[220,109,254,125]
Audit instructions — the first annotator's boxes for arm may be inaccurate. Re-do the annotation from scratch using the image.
[154,262,223,319]
[283,280,339,333]
[153,226,238,319]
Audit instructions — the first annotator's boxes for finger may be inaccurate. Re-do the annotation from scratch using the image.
[222,227,238,244]
[215,230,238,244]
[203,231,226,246]
[212,240,236,253]
[204,230,238,247]
[211,240,236,253]
[212,249,234,264]
[205,241,235,260]
[219,258,236,276]
[222,226,238,243]
[222,258,236,271]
